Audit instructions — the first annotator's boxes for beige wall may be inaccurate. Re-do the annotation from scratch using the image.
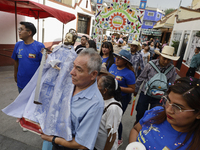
[62,0,72,6]
[178,7,200,20]
[192,0,200,9]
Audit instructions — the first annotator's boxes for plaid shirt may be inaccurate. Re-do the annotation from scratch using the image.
[135,59,177,93]
[130,51,144,77]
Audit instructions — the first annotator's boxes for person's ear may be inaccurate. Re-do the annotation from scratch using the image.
[28,30,32,36]
[103,88,108,95]
[90,70,98,80]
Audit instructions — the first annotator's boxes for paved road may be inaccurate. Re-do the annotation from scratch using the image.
[0,66,137,150]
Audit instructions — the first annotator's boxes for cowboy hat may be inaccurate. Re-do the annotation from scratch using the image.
[159,46,180,61]
[128,40,141,51]
[113,49,132,65]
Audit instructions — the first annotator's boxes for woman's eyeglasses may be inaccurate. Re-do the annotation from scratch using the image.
[161,96,195,114]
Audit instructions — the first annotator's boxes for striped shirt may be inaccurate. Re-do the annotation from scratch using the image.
[135,59,177,93]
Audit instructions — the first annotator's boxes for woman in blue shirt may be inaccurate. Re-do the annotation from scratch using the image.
[100,42,115,70]
[109,49,135,147]
[129,77,200,150]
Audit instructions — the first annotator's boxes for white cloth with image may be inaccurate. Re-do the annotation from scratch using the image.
[2,44,77,141]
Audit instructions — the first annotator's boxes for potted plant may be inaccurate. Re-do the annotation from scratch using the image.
[171,40,180,66]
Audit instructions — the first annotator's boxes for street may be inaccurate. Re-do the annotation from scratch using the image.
[0,66,137,150]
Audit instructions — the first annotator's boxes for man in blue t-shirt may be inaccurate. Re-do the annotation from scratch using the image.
[12,21,45,93]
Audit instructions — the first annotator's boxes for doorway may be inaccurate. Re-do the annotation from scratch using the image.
[176,33,190,69]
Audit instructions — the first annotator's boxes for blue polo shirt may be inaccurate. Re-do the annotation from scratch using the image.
[109,64,135,96]
[71,80,104,149]
[12,41,45,89]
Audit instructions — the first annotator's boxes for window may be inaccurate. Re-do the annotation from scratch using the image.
[148,12,154,16]
[157,14,160,18]
[145,21,153,26]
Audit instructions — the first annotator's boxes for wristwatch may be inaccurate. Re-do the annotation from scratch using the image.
[52,136,58,146]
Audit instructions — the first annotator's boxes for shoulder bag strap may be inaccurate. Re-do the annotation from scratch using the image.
[164,65,174,75]
[149,61,160,73]
[103,102,122,115]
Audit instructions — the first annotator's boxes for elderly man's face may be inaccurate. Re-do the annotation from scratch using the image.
[159,56,171,67]
[70,55,95,89]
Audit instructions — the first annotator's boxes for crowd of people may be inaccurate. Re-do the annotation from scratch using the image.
[4,21,200,150]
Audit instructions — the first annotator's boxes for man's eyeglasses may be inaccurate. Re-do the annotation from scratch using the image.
[18,28,29,32]
[161,96,195,114]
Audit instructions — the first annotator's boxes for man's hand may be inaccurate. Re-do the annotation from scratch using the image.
[40,129,53,142]
[14,75,17,83]
[14,60,18,83]
[138,66,141,70]
[134,92,138,96]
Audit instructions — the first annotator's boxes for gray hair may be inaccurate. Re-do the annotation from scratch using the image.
[79,48,102,74]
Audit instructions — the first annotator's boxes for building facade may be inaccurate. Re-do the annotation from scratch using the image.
[0,0,95,66]
[169,6,200,78]
[140,7,164,42]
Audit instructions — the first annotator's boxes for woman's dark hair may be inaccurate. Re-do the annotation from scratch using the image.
[88,40,97,51]
[143,43,147,47]
[126,62,135,75]
[154,42,160,49]
[100,75,122,102]
[145,77,200,150]
[100,42,115,70]
[144,44,150,51]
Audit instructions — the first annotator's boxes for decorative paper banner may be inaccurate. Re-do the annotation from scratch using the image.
[97,0,103,5]
[139,0,147,9]
[93,0,144,41]
[128,33,134,43]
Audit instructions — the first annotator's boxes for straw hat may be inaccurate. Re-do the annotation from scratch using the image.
[113,49,132,65]
[128,40,141,51]
[158,46,180,61]
[99,64,115,78]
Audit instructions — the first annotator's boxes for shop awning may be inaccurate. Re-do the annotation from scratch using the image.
[0,0,76,24]
[0,0,76,42]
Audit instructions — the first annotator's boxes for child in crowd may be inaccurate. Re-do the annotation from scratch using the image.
[95,76,123,150]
